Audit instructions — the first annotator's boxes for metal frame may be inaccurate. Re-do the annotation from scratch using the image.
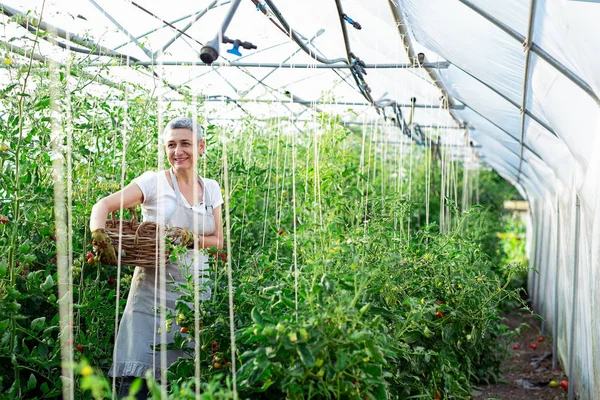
[552,195,561,371]
[568,195,581,400]
[387,0,462,124]
[87,0,153,59]
[517,0,537,185]
[447,62,558,138]
[156,0,223,58]
[458,0,600,108]
[92,60,450,69]
[453,95,544,161]
[202,95,465,109]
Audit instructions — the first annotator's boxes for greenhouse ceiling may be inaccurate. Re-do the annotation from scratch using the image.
[1,0,599,204]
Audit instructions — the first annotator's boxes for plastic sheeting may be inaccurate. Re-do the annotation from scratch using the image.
[1,0,600,397]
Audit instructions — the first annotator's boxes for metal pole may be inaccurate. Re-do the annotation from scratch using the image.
[552,196,561,370]
[202,96,465,109]
[457,0,600,108]
[516,0,537,184]
[87,0,153,59]
[90,60,449,69]
[454,95,544,161]
[567,195,580,400]
[447,61,558,138]
[535,205,546,316]
[530,202,540,305]
[541,203,553,335]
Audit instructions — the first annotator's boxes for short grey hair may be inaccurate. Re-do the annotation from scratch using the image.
[163,117,204,141]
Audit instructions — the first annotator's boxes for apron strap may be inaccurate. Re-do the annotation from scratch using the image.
[169,169,213,212]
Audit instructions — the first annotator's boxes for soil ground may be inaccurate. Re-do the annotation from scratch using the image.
[475,308,571,400]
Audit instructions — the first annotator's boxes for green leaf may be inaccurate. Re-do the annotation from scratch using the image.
[0,319,9,334]
[31,317,46,331]
[18,239,31,254]
[37,343,48,359]
[365,340,385,364]
[296,344,315,368]
[251,307,264,326]
[40,382,49,394]
[0,259,6,278]
[349,331,371,341]
[41,275,54,291]
[27,373,36,391]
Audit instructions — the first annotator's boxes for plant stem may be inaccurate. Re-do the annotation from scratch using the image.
[8,3,46,393]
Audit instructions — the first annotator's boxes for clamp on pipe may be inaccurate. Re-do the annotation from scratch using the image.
[342,14,362,30]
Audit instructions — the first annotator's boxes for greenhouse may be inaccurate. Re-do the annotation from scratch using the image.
[0,0,598,399]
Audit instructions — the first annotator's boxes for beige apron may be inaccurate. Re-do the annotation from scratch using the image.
[109,170,216,379]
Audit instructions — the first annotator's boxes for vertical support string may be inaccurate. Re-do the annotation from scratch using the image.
[222,133,238,399]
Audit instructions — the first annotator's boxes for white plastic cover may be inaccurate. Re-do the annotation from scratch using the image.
[1,0,599,396]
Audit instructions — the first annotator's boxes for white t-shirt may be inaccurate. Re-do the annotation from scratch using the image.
[132,170,223,225]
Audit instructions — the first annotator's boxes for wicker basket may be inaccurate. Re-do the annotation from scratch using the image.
[105,208,171,268]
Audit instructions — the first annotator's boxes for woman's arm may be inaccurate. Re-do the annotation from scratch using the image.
[90,182,145,231]
[195,205,224,250]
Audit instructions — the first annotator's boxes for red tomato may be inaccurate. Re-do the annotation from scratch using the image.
[435,311,444,318]
[180,327,189,333]
[76,345,84,351]
[538,336,544,342]
[559,380,568,390]
[513,345,519,350]
[529,343,537,350]
[107,278,115,285]
[86,253,93,260]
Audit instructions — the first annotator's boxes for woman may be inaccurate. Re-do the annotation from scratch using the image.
[89,117,223,399]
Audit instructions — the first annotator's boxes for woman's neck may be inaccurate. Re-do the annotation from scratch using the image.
[172,167,196,186]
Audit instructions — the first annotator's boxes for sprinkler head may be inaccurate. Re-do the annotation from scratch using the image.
[200,38,220,65]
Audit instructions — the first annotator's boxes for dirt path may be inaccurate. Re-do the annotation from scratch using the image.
[475,309,571,400]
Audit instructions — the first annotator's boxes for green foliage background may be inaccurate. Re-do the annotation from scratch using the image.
[0,50,527,399]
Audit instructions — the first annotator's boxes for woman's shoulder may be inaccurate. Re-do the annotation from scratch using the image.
[135,170,170,180]
[201,177,221,188]
[201,178,223,207]
[132,170,169,188]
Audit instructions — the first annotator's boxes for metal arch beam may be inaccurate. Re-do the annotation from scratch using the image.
[87,0,153,59]
[447,62,558,138]
[470,120,535,165]
[155,0,225,58]
[478,153,534,184]
[241,28,326,96]
[110,5,230,53]
[517,0,538,185]
[458,0,600,108]
[387,0,463,128]
[453,94,544,161]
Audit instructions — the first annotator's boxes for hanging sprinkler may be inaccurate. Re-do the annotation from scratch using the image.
[200,0,257,64]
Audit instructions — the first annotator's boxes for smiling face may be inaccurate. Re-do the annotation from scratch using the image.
[164,128,205,172]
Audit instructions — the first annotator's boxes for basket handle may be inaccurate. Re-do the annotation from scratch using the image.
[109,208,138,228]
[133,221,153,246]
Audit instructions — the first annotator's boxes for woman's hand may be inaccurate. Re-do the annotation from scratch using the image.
[91,228,118,265]
[165,226,195,247]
